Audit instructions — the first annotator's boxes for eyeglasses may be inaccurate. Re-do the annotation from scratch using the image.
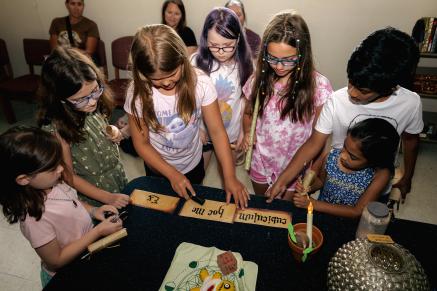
[208,46,236,53]
[67,83,104,109]
[265,53,299,67]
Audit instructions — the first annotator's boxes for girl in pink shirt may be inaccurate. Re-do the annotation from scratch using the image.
[242,10,333,200]
[0,126,123,288]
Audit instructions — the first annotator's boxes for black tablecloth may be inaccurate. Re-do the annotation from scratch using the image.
[45,176,437,290]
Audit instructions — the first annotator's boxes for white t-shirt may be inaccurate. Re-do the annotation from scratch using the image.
[316,86,424,149]
[20,183,93,275]
[191,55,244,143]
[124,70,217,173]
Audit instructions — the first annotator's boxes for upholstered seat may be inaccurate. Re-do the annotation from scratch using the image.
[0,38,50,123]
[108,36,133,108]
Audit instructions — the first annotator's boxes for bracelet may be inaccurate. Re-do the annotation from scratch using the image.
[90,207,98,219]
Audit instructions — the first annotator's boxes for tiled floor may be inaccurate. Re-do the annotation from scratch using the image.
[1,100,436,290]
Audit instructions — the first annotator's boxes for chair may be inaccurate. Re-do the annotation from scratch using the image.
[95,39,108,78]
[0,39,13,83]
[0,38,50,124]
[108,36,133,107]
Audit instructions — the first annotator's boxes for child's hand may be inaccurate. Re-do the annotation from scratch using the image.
[265,181,286,203]
[104,125,124,144]
[106,193,130,209]
[234,131,245,151]
[95,216,123,236]
[224,176,250,209]
[170,172,195,200]
[93,205,119,221]
[293,194,310,209]
[295,178,310,194]
[199,129,208,145]
[240,132,255,152]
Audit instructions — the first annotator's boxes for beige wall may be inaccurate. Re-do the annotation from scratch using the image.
[1,0,437,90]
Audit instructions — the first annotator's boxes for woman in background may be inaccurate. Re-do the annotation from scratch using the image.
[49,0,99,60]
[225,0,261,59]
[162,0,198,55]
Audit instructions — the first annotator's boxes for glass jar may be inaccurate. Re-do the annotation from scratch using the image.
[356,201,390,239]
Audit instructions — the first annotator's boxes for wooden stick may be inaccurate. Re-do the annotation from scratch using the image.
[244,95,260,171]
[302,170,316,189]
[300,170,316,196]
[87,228,128,254]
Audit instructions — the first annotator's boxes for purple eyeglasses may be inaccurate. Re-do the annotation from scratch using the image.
[67,83,104,109]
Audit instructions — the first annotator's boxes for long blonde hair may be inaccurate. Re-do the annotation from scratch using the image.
[130,24,196,132]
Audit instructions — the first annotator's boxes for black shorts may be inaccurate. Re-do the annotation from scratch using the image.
[144,156,205,185]
[202,141,214,152]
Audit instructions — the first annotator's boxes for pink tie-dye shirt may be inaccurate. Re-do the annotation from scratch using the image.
[243,71,333,191]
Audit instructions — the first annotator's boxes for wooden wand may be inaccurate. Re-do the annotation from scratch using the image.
[244,94,260,171]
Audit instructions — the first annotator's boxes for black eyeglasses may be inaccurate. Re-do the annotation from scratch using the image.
[265,53,299,67]
[67,83,104,109]
[208,46,236,53]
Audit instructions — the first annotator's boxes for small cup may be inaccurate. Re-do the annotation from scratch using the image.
[288,223,324,262]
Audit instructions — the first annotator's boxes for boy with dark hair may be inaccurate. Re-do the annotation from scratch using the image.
[267,27,423,203]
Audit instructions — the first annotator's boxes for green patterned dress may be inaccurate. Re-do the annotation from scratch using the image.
[43,112,128,206]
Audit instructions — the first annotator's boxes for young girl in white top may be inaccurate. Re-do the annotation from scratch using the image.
[242,10,333,200]
[0,126,122,288]
[193,7,253,169]
[124,24,249,208]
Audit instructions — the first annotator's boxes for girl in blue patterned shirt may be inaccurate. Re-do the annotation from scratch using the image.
[294,118,399,218]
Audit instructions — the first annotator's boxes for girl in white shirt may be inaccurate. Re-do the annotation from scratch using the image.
[124,24,249,209]
[193,7,254,170]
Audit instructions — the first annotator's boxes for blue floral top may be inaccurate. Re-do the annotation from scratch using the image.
[318,149,374,206]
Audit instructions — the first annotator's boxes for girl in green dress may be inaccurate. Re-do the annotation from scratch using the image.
[37,46,129,208]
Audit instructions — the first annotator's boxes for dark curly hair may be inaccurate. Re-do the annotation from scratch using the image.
[348,118,400,173]
[347,27,419,95]
[0,126,68,223]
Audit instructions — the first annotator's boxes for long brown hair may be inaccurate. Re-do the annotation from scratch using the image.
[0,126,69,223]
[130,24,196,132]
[37,47,114,143]
[251,10,315,122]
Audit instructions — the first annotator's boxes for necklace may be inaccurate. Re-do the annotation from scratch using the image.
[47,189,78,208]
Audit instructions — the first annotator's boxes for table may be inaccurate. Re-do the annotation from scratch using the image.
[45,176,437,290]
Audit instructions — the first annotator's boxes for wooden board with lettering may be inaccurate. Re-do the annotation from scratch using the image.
[179,199,237,224]
[234,208,291,229]
[367,234,395,244]
[130,190,180,213]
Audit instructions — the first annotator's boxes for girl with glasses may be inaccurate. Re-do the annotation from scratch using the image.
[241,10,333,200]
[125,24,249,209]
[192,7,253,173]
[37,47,129,209]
